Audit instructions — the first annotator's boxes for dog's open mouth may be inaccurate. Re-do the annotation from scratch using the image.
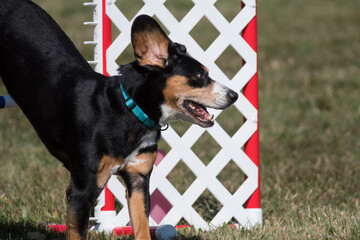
[184,100,214,126]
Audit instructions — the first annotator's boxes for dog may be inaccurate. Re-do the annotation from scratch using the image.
[0,0,238,239]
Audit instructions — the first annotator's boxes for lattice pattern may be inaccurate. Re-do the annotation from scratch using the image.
[91,0,259,230]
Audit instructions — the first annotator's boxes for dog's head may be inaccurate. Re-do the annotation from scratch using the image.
[130,15,238,128]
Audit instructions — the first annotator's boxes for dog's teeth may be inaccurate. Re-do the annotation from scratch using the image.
[208,114,214,120]
[189,103,195,109]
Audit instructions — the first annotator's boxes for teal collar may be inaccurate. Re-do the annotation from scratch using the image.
[119,82,161,131]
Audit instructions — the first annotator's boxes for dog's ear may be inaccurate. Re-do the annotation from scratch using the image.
[131,15,170,69]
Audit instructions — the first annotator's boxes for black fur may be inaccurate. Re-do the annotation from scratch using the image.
[0,0,238,239]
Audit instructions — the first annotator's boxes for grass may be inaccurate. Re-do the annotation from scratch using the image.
[1,0,360,239]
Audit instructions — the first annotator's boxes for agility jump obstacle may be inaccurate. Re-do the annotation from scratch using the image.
[0,0,261,235]
[83,0,261,232]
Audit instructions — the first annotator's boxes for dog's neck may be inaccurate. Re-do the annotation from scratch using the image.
[117,62,166,127]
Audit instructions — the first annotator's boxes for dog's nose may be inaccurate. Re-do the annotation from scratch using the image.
[227,90,238,103]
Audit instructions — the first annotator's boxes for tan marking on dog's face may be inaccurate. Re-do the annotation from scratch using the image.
[97,155,124,189]
[125,151,157,175]
[66,202,83,240]
[132,29,169,68]
[127,191,151,239]
[163,75,217,111]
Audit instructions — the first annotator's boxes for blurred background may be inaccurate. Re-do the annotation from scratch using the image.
[0,0,359,239]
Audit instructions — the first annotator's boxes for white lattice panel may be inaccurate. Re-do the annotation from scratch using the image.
[89,0,260,230]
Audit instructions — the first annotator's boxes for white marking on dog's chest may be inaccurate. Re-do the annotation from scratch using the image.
[124,131,158,166]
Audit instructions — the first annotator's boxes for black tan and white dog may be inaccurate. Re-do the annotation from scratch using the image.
[0,0,238,239]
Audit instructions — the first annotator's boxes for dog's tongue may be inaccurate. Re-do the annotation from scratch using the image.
[189,102,214,122]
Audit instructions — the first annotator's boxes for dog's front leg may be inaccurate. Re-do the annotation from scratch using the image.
[122,151,157,240]
[126,174,151,240]
[65,173,100,240]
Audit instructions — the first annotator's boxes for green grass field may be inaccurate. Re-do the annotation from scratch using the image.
[1,0,360,239]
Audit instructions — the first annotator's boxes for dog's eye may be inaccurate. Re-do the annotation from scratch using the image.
[197,73,204,79]
[197,71,209,80]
